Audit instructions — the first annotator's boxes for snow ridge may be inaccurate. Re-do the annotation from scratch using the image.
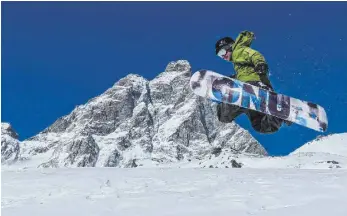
[292,133,347,156]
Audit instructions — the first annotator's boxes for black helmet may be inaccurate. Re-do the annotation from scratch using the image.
[215,37,235,54]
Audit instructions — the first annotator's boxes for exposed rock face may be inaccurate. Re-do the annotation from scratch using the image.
[1,123,20,164]
[3,60,267,168]
[38,134,99,168]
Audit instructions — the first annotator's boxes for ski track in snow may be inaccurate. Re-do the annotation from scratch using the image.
[2,168,347,216]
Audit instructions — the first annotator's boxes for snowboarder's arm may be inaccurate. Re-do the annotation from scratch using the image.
[247,48,268,74]
[247,48,267,67]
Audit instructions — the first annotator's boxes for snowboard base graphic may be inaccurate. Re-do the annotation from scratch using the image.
[190,70,328,132]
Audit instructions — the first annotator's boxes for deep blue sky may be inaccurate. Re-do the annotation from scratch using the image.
[2,2,347,155]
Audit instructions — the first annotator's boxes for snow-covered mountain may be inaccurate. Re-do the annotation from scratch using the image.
[1,60,266,168]
[2,60,346,169]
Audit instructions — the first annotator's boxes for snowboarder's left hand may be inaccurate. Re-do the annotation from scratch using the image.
[254,63,268,75]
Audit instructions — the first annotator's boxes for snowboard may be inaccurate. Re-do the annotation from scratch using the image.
[190,70,328,132]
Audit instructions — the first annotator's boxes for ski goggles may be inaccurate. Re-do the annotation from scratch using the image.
[217,49,228,57]
[216,44,232,58]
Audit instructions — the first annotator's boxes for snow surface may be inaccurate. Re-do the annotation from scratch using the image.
[2,168,347,216]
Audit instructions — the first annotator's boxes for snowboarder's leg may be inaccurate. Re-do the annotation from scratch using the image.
[247,110,283,134]
[217,103,245,123]
[246,81,292,129]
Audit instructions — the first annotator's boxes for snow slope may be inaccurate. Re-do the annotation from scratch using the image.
[2,168,347,216]
[292,133,347,156]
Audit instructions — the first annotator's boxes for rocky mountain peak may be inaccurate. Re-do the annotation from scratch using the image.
[1,123,20,164]
[1,123,19,139]
[165,60,192,73]
[113,73,148,88]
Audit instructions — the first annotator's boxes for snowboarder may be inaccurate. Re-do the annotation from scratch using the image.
[215,30,291,134]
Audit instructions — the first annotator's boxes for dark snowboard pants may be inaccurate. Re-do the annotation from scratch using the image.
[216,81,283,134]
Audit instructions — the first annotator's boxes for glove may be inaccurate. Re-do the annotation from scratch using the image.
[254,63,268,74]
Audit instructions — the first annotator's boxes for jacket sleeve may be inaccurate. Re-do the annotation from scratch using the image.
[248,48,267,67]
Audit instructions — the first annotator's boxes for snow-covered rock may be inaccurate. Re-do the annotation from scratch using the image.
[171,133,347,169]
[1,122,19,139]
[37,134,100,168]
[3,60,266,168]
[1,123,20,164]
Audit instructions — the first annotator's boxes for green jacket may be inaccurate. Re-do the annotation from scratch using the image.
[229,31,272,87]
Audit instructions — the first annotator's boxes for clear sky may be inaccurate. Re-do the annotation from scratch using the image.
[2,2,347,155]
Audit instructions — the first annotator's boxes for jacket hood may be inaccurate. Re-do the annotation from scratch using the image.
[232,31,255,50]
